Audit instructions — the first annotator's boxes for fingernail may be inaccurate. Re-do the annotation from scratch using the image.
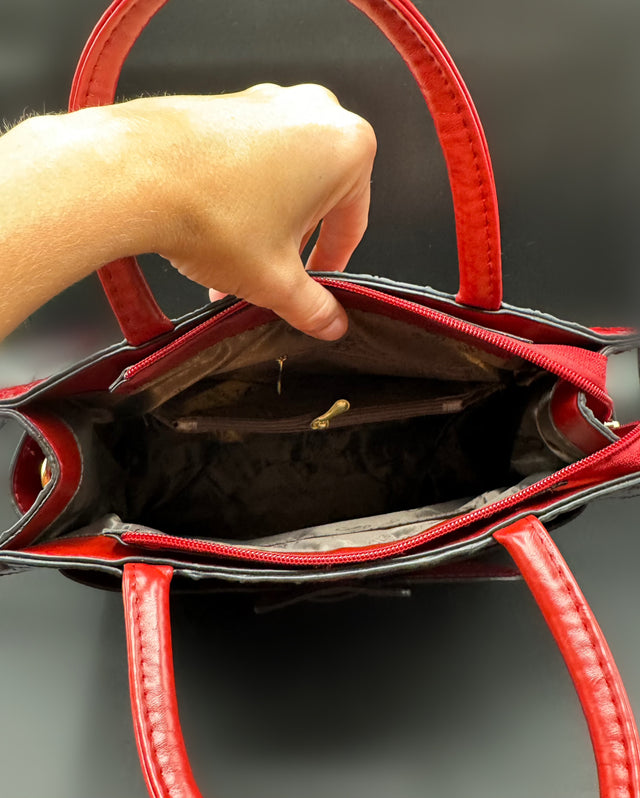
[209,289,228,302]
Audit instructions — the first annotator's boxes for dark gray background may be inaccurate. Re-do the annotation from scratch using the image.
[1,1,640,796]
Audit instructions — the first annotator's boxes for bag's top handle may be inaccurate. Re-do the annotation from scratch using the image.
[69,0,502,345]
[122,516,640,798]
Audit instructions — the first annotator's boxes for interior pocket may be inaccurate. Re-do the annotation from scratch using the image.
[154,377,498,435]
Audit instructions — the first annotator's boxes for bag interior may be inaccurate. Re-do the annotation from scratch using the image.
[52,308,578,553]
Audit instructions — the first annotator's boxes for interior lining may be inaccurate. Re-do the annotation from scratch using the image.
[125,310,521,411]
[51,308,574,553]
[79,476,543,554]
[188,476,545,553]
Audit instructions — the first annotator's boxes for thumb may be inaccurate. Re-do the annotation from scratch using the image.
[249,257,348,341]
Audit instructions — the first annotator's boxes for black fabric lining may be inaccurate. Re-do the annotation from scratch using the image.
[39,308,568,548]
[86,382,540,541]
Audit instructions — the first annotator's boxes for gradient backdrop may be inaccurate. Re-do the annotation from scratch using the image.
[0,1,639,796]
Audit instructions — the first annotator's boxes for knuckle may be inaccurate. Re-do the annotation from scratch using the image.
[291,83,339,104]
[249,82,283,96]
[342,114,377,161]
[357,117,377,159]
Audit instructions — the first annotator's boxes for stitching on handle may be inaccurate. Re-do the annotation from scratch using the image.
[100,262,142,340]
[375,0,495,297]
[82,1,145,106]
[131,566,174,798]
[77,0,497,304]
[538,529,632,795]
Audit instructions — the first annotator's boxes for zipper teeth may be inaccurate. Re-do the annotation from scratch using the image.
[121,281,609,408]
[122,430,621,567]
[123,301,245,379]
[321,280,610,408]
[174,395,470,434]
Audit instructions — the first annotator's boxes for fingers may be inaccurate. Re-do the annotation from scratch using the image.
[274,273,348,340]
[305,177,371,273]
[189,85,376,333]
[246,251,348,341]
[305,115,375,273]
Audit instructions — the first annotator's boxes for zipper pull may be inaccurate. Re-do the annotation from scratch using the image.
[276,355,287,396]
[311,399,351,430]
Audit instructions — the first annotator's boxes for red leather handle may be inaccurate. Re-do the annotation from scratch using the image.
[495,516,640,798]
[122,517,640,798]
[70,0,502,345]
[124,563,203,798]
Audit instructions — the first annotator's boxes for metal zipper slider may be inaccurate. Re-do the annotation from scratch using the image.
[311,399,351,430]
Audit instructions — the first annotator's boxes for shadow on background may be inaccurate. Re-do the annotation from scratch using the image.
[0,1,639,796]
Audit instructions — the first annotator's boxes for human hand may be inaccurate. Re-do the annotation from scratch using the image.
[0,85,375,342]
[141,85,376,340]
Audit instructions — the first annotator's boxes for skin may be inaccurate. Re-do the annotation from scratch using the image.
[0,84,376,344]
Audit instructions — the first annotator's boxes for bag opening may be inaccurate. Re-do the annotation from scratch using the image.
[44,308,580,554]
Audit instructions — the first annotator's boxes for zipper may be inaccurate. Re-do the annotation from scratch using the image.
[120,301,246,382]
[118,281,611,412]
[168,391,485,435]
[323,279,611,411]
[118,427,628,567]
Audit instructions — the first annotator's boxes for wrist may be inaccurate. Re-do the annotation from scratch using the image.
[105,99,186,249]
[18,104,180,263]
[74,103,181,259]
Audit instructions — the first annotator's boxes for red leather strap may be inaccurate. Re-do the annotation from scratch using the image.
[70,0,502,344]
[122,521,640,797]
[98,257,174,346]
[495,516,640,798]
[123,563,203,798]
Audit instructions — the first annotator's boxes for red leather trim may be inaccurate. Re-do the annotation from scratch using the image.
[11,436,46,514]
[69,0,502,339]
[123,563,203,798]
[558,422,640,492]
[550,382,614,456]
[495,516,640,798]
[0,380,45,401]
[7,411,83,549]
[534,344,609,413]
[591,327,637,336]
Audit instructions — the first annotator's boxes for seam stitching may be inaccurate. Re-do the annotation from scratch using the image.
[83,1,142,105]
[101,264,140,340]
[377,0,495,304]
[131,566,173,797]
[538,528,632,795]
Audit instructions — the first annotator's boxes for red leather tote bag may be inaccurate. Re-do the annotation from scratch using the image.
[1,1,639,796]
